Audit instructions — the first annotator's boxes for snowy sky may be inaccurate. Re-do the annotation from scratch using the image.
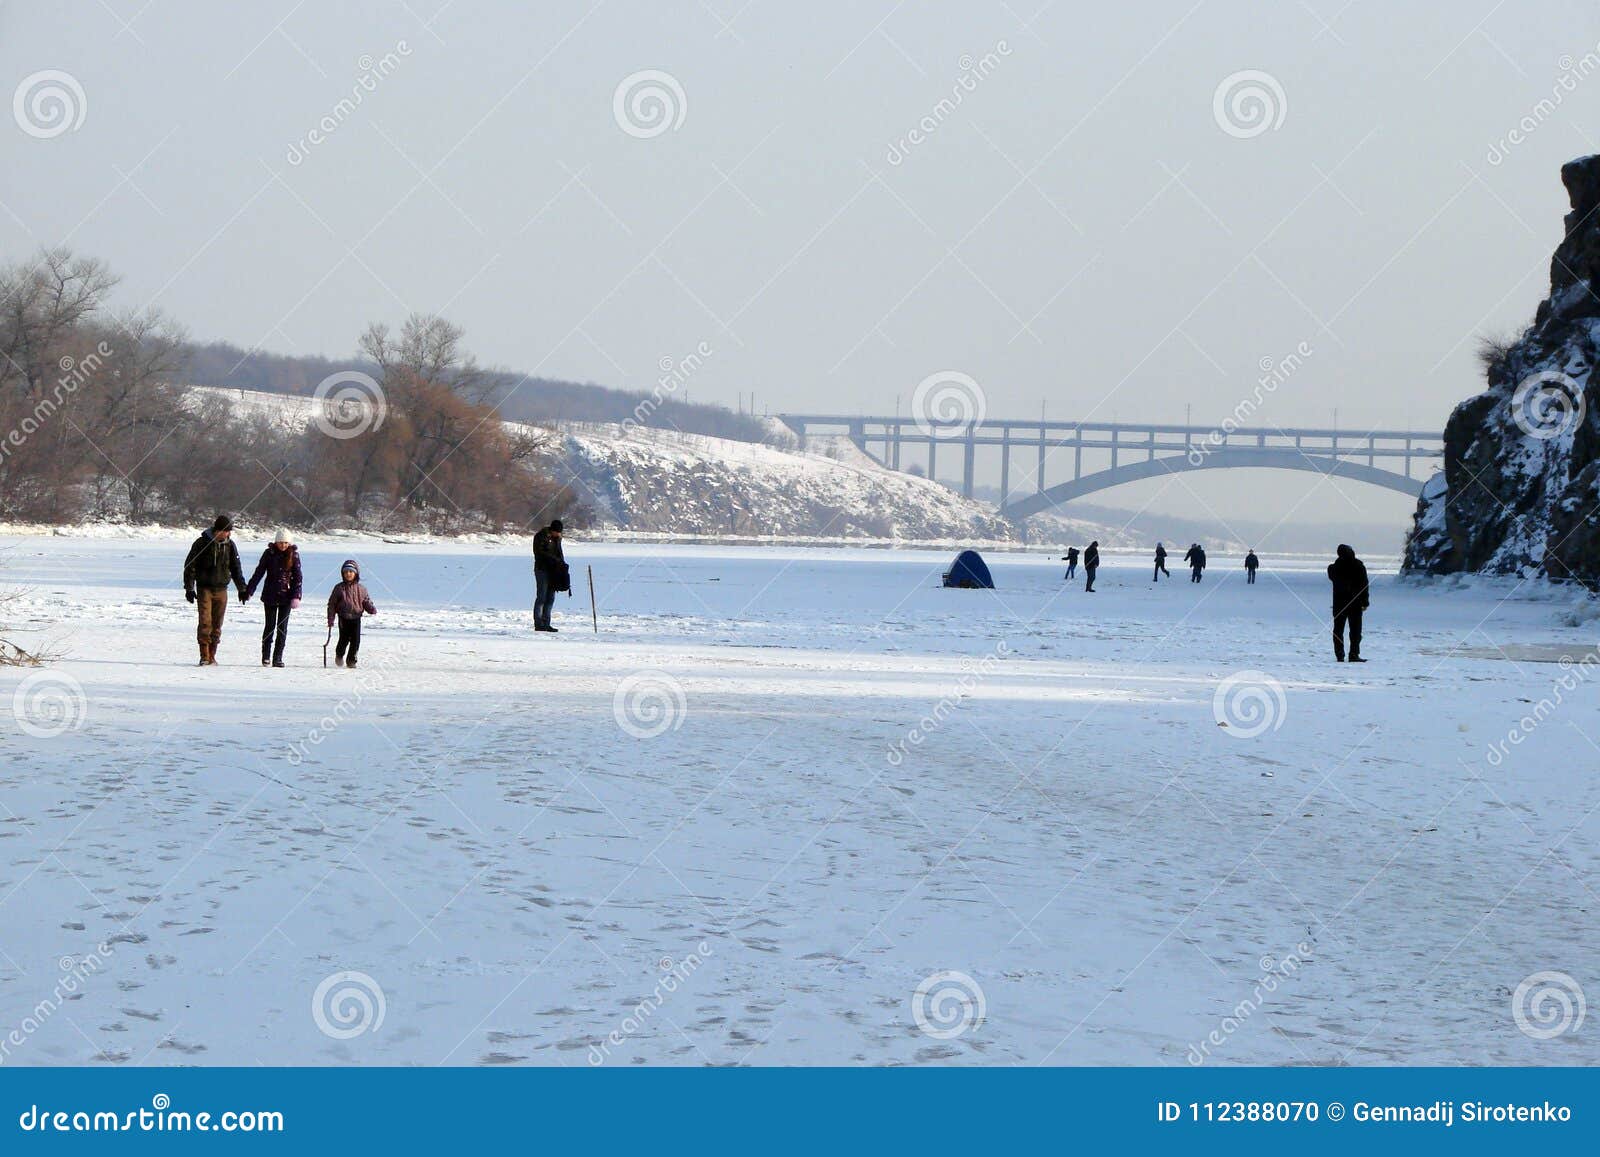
[4,0,1599,527]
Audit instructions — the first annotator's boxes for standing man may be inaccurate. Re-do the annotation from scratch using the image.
[183,514,247,666]
[1152,542,1170,581]
[532,518,570,633]
[1327,544,1369,662]
[1082,540,1100,593]
[1062,546,1079,580]
[1184,542,1207,582]
[1244,550,1260,585]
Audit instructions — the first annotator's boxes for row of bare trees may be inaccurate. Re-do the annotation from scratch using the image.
[0,250,582,533]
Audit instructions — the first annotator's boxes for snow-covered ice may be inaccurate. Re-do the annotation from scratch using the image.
[1,534,1596,1066]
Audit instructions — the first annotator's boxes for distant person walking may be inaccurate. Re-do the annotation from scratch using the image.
[1184,543,1207,583]
[533,519,570,632]
[1327,544,1369,663]
[1083,540,1100,592]
[244,528,303,668]
[1062,546,1079,580]
[1152,542,1170,581]
[1245,550,1260,585]
[327,559,378,668]
[183,514,247,666]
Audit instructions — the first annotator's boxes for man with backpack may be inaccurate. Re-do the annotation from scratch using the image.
[182,514,248,666]
[532,519,570,632]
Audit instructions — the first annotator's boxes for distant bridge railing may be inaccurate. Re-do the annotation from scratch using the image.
[775,414,1444,517]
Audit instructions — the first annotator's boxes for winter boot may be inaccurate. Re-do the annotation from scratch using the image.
[335,655,345,668]
[346,656,358,669]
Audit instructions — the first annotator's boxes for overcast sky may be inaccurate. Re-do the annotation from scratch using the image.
[4,1,1599,530]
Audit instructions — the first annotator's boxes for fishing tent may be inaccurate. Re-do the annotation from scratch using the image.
[942,549,994,589]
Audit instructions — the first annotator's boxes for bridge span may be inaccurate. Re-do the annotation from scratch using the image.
[775,415,1444,518]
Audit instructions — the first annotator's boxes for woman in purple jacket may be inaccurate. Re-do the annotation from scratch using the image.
[243,529,303,667]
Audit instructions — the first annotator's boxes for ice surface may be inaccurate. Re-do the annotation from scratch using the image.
[0,534,1596,1066]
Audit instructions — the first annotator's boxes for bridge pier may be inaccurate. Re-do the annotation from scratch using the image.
[961,434,976,498]
[1000,426,1011,504]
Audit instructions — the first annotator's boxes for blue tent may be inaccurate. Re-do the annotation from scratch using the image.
[942,549,994,589]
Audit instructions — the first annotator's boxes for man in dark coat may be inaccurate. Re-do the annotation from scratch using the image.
[1184,543,1206,582]
[182,514,248,666]
[1082,540,1100,592]
[1153,542,1169,581]
[1328,543,1369,662]
[532,519,569,632]
[1062,546,1079,579]
[1245,550,1260,584]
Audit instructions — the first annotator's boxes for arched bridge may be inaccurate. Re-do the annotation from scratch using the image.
[776,415,1443,518]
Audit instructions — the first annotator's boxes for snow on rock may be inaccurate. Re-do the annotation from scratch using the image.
[543,421,1017,541]
[1404,155,1600,582]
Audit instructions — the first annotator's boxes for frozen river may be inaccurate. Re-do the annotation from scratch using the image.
[0,534,1595,1065]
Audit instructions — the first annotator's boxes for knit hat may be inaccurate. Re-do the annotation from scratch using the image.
[212,514,233,533]
[340,559,359,577]
[549,519,564,532]
[273,528,292,545]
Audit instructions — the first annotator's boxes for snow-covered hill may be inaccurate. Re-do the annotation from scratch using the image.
[186,387,1023,543]
[544,421,1016,541]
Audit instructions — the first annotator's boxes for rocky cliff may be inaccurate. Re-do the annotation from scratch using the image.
[1404,155,1600,583]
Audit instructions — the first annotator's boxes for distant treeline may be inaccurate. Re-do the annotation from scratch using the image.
[0,249,580,533]
[184,340,775,443]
